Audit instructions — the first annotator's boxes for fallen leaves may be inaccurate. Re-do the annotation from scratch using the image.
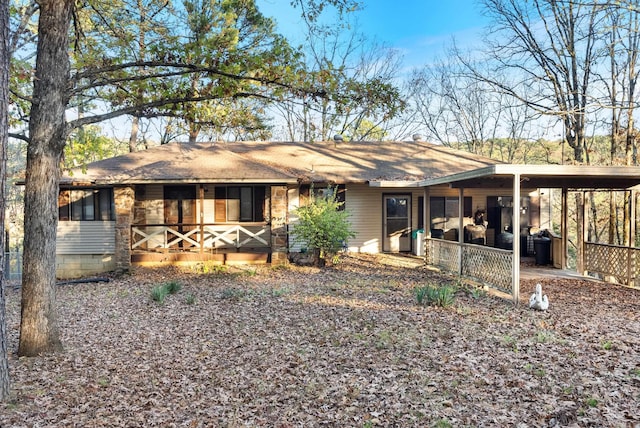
[1,254,639,427]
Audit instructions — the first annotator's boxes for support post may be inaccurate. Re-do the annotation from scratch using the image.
[270,185,289,265]
[199,185,205,254]
[577,192,586,275]
[628,190,636,285]
[458,187,464,275]
[512,174,521,305]
[114,186,135,274]
[561,187,568,270]
[423,187,430,264]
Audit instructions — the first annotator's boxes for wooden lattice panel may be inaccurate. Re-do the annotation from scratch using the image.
[426,239,460,273]
[426,239,513,294]
[462,245,513,293]
[585,243,640,285]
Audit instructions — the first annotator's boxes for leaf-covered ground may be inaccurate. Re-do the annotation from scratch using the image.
[1,254,639,427]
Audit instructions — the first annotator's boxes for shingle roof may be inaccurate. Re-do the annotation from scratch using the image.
[61,140,501,185]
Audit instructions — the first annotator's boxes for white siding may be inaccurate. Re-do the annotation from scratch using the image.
[57,221,115,255]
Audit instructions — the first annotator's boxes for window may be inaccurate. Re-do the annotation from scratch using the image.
[214,186,266,222]
[59,188,114,221]
[300,184,346,210]
[429,196,472,227]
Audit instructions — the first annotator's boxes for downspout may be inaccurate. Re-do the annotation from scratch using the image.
[512,173,521,305]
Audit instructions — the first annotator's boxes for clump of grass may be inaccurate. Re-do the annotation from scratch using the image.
[165,280,182,294]
[185,293,196,305]
[414,283,456,307]
[150,281,183,304]
[151,285,169,304]
[195,261,228,274]
[220,287,250,300]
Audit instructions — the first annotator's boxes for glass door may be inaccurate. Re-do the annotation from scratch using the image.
[383,195,411,252]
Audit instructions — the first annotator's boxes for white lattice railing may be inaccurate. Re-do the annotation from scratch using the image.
[584,242,640,287]
[426,238,513,294]
[132,223,270,251]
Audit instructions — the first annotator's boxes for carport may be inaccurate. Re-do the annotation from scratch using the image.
[416,164,640,303]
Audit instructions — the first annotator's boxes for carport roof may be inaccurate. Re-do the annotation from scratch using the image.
[372,164,640,190]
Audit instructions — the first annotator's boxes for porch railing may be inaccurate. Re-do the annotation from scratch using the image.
[584,242,640,287]
[131,223,270,252]
[426,238,513,294]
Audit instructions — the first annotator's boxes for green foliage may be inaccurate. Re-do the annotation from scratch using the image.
[185,293,196,305]
[414,283,456,307]
[150,281,182,304]
[64,126,125,172]
[585,397,598,408]
[151,285,168,304]
[291,186,356,265]
[220,287,250,300]
[165,281,182,295]
[196,261,228,275]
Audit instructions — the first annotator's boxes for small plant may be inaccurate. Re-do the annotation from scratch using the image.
[432,419,453,428]
[151,285,168,304]
[469,286,487,299]
[414,285,429,305]
[585,397,598,408]
[415,283,456,307]
[185,293,196,305]
[197,261,228,274]
[165,281,182,294]
[601,340,613,350]
[151,281,182,304]
[221,287,249,300]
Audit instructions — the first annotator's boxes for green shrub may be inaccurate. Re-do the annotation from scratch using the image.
[185,293,196,305]
[291,185,356,266]
[414,284,456,307]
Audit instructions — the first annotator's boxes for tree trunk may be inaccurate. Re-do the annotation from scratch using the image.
[18,0,74,357]
[129,116,139,152]
[0,0,12,399]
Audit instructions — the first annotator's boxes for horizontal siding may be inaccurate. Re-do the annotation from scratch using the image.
[57,221,115,254]
[344,184,384,253]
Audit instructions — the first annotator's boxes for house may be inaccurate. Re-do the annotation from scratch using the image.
[57,139,640,303]
[57,139,524,278]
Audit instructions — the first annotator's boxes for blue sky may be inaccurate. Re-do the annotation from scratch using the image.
[257,0,489,68]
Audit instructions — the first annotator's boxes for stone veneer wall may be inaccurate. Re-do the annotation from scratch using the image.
[114,186,135,273]
[270,185,289,264]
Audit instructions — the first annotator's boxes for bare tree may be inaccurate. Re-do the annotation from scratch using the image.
[466,0,605,163]
[274,16,404,142]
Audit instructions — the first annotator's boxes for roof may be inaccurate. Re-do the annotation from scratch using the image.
[61,140,501,185]
[413,164,640,190]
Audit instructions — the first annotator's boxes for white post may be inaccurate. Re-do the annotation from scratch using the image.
[512,174,521,305]
[458,187,464,275]
[424,187,430,263]
[561,188,568,270]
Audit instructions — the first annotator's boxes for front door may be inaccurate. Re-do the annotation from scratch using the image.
[383,195,411,252]
[164,186,196,249]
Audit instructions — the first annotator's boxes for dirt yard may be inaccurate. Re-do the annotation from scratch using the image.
[1,254,639,427]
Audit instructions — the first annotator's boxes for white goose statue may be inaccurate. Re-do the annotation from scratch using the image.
[529,283,549,311]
